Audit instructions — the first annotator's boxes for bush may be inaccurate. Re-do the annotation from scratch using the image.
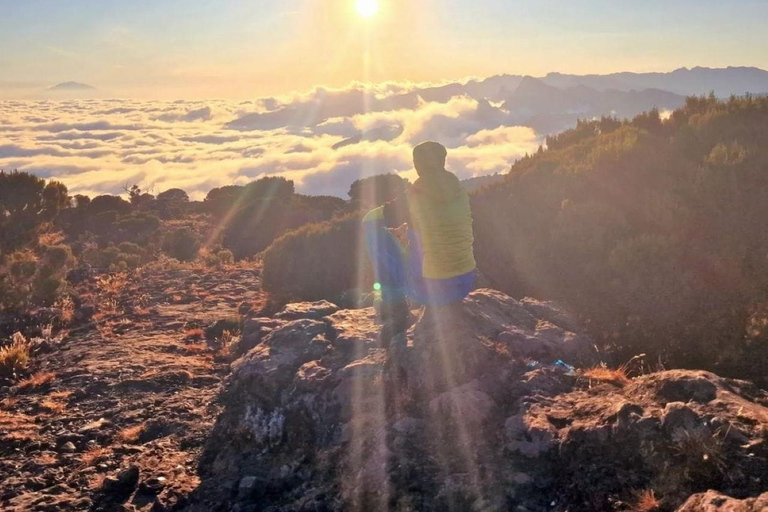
[348,173,410,210]
[0,246,73,310]
[0,171,68,252]
[0,332,30,379]
[221,178,348,260]
[202,249,234,267]
[472,95,768,380]
[162,228,200,262]
[262,213,372,303]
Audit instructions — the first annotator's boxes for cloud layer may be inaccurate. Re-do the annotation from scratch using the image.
[0,85,542,199]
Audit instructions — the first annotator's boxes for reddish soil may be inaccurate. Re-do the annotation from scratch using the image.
[0,266,263,512]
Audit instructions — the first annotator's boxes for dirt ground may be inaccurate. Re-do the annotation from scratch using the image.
[0,265,263,512]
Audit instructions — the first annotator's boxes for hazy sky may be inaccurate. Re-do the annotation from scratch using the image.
[2,0,768,98]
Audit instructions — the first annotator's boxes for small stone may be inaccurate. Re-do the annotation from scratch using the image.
[139,476,166,494]
[59,441,77,453]
[237,475,261,499]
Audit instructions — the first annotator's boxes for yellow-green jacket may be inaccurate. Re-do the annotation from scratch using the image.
[367,170,476,280]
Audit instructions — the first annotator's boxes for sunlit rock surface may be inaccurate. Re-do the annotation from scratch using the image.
[196,289,768,512]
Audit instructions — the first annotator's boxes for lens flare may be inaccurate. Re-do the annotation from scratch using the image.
[356,0,379,18]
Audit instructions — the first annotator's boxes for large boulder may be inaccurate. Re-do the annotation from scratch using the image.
[195,289,768,512]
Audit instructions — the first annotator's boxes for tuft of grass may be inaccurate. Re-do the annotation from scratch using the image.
[183,328,205,341]
[49,390,72,400]
[34,452,59,466]
[0,332,30,379]
[631,490,660,512]
[55,296,75,323]
[80,446,110,467]
[183,342,209,355]
[18,371,56,390]
[1,397,20,409]
[672,428,728,475]
[39,399,66,414]
[583,363,631,386]
[118,423,145,444]
[88,474,106,491]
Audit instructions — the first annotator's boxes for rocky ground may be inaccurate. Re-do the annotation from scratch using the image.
[0,265,263,512]
[196,290,768,512]
[2,274,768,512]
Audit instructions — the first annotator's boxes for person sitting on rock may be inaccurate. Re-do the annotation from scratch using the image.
[363,141,476,347]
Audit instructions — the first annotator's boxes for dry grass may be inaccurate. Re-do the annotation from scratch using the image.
[54,296,75,323]
[216,330,236,361]
[631,490,660,511]
[97,273,128,296]
[80,446,111,467]
[184,328,205,341]
[39,399,66,414]
[583,363,631,386]
[0,409,39,442]
[38,231,66,246]
[88,474,106,491]
[184,342,209,355]
[34,452,59,466]
[673,428,728,474]
[0,332,30,379]
[18,371,56,390]
[118,423,146,443]
[1,396,20,409]
[49,390,72,400]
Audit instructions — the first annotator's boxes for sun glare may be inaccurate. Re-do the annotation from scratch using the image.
[356,0,379,18]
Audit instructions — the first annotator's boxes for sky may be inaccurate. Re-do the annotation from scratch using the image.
[2,0,768,99]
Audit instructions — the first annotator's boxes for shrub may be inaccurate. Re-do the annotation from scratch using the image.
[472,96,768,380]
[0,247,72,309]
[155,188,189,219]
[262,213,372,303]
[202,249,234,267]
[348,173,410,210]
[0,332,30,379]
[0,171,68,252]
[162,228,200,262]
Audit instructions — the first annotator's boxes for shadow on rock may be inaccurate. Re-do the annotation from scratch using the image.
[187,289,768,512]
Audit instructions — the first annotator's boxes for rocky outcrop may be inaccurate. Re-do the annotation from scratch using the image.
[197,289,768,512]
[675,490,768,511]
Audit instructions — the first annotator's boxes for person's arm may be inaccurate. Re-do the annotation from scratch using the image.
[382,192,410,228]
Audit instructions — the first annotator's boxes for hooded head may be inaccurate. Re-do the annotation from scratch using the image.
[413,141,447,177]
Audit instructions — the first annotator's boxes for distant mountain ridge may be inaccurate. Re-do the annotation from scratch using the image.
[540,66,768,97]
[229,67,766,136]
[48,81,96,91]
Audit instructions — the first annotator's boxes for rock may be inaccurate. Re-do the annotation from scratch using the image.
[58,441,77,454]
[66,264,95,284]
[430,380,495,432]
[138,476,166,495]
[327,307,379,354]
[661,402,702,434]
[505,410,558,457]
[520,297,581,332]
[237,476,263,500]
[198,289,768,512]
[675,490,768,511]
[74,305,95,323]
[205,318,240,340]
[274,300,339,320]
[103,465,139,497]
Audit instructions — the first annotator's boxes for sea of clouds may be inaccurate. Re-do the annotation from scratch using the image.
[0,83,542,199]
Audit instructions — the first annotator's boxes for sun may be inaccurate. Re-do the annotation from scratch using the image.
[356,0,379,18]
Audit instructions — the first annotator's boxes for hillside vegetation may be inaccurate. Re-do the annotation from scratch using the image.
[263,96,768,384]
[472,95,768,381]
